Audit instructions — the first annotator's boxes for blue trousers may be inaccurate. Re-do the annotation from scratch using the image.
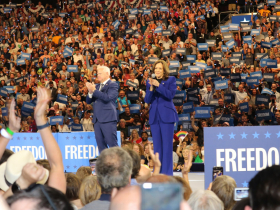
[94,120,118,153]
[150,111,174,176]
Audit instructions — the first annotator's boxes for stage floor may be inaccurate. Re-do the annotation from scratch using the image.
[173,172,205,191]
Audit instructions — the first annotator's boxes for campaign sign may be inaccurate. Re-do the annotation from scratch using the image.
[195,107,211,118]
[175,91,186,99]
[261,87,274,95]
[162,30,172,36]
[220,25,229,33]
[251,29,261,36]
[182,62,191,68]
[271,38,280,46]
[204,69,216,78]
[2,108,8,117]
[196,62,207,70]
[22,102,35,113]
[239,102,249,113]
[160,6,168,11]
[176,48,186,55]
[3,86,14,93]
[16,59,25,65]
[179,70,191,78]
[263,73,274,82]
[261,42,272,49]
[170,60,180,68]
[67,65,78,72]
[266,60,277,68]
[0,88,8,97]
[206,40,215,47]
[21,52,31,60]
[255,95,270,106]
[243,36,252,44]
[250,71,262,79]
[222,45,228,52]
[56,94,68,104]
[220,68,231,76]
[127,91,139,100]
[246,77,259,86]
[162,49,170,57]
[229,23,239,31]
[187,88,199,95]
[229,57,241,64]
[128,126,141,136]
[211,52,223,60]
[230,73,241,82]
[183,102,194,113]
[148,57,159,64]
[224,94,234,103]
[189,66,201,74]
[50,116,64,125]
[256,110,272,121]
[185,55,197,63]
[226,39,235,49]
[223,32,233,41]
[176,79,184,89]
[204,126,280,188]
[187,95,199,105]
[178,114,191,125]
[173,97,184,106]
[129,104,141,114]
[126,80,137,88]
[215,80,228,90]
[197,43,208,51]
[169,68,178,76]
[240,73,248,82]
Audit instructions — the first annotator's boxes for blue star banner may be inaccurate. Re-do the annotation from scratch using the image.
[204,126,280,189]
[6,132,121,173]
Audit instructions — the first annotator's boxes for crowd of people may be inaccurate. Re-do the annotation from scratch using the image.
[0,0,279,167]
[0,0,279,209]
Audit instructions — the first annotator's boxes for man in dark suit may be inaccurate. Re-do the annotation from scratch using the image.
[86,66,119,152]
[49,81,57,103]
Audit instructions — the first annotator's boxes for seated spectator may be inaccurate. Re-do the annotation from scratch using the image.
[188,190,224,210]
[79,176,102,207]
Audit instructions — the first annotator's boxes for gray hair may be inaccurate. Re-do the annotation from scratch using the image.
[188,190,224,210]
[96,147,132,193]
[97,65,110,75]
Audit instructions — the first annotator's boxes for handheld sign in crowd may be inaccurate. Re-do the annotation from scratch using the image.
[195,107,211,118]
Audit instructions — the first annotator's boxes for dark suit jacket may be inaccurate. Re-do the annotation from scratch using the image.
[86,80,118,123]
[50,88,58,102]
[145,76,179,125]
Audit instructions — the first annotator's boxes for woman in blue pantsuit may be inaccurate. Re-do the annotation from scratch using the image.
[144,60,179,175]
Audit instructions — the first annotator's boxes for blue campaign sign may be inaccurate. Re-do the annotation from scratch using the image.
[220,68,231,76]
[241,73,248,82]
[187,88,199,95]
[187,94,199,105]
[21,52,31,60]
[196,62,207,70]
[195,107,211,118]
[226,39,235,49]
[256,110,272,121]
[169,60,180,68]
[261,41,272,49]
[56,94,68,104]
[64,46,73,55]
[22,101,35,113]
[129,104,141,114]
[250,71,262,79]
[205,69,216,78]
[67,65,78,72]
[16,59,25,65]
[188,66,201,74]
[197,43,209,51]
[176,79,184,89]
[229,57,241,64]
[178,114,191,125]
[50,116,64,125]
[214,80,228,90]
[204,126,280,188]
[43,58,49,67]
[179,70,191,78]
[224,94,234,103]
[183,102,194,113]
[3,86,15,93]
[211,52,223,60]
[127,91,139,100]
[251,29,261,36]
[71,124,83,131]
[261,87,274,95]
[173,97,184,106]
[229,23,239,31]
[2,107,8,116]
[182,62,191,69]
[186,55,196,62]
[243,36,252,43]
[0,88,8,97]
[239,102,249,113]
[175,91,186,99]
[255,95,270,106]
[246,77,259,86]
[128,126,141,136]
[154,26,162,33]
[220,25,229,33]
[263,73,274,82]
[266,59,277,68]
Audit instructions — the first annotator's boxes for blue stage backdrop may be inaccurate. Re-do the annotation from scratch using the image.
[7,132,121,173]
[204,126,280,189]
[231,13,257,25]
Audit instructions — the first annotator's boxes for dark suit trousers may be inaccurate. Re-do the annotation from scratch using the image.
[150,111,174,176]
[94,119,118,152]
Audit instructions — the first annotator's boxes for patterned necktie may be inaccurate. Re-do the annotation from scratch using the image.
[99,84,104,91]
